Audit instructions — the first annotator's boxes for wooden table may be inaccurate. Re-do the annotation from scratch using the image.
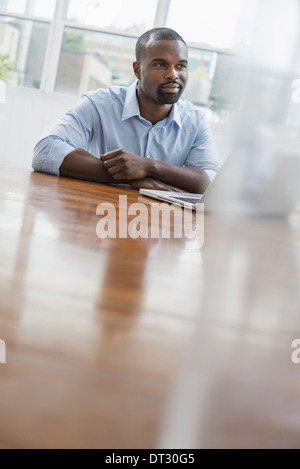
[0,168,300,449]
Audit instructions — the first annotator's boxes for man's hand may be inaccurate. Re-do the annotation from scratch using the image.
[130,177,185,192]
[100,148,211,194]
[101,149,149,181]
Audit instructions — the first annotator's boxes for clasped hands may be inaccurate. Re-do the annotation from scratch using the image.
[100,149,184,192]
[101,149,148,181]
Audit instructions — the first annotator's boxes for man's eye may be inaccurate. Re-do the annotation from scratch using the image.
[154,63,165,68]
[177,64,187,69]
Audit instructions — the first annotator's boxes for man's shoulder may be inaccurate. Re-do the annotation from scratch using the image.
[177,99,205,117]
[83,85,128,106]
[176,99,206,128]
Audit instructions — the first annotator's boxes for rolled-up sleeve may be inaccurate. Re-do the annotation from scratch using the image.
[184,113,222,181]
[32,96,100,176]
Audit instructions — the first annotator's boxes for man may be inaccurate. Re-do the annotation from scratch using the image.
[33,28,221,194]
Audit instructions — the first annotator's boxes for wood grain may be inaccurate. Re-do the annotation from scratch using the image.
[0,168,300,449]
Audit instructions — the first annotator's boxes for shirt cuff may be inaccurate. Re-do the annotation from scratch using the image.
[205,170,218,182]
[43,141,76,176]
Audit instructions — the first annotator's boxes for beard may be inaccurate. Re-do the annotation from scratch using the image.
[157,87,184,105]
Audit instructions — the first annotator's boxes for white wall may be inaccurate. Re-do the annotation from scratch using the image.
[0,86,235,171]
[0,87,77,170]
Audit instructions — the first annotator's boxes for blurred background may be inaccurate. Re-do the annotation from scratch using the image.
[0,0,262,168]
[1,1,299,171]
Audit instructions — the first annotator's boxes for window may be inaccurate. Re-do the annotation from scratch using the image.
[166,0,260,51]
[0,15,51,88]
[54,0,158,95]
[182,47,247,123]
[164,0,260,123]
[66,0,158,32]
[0,0,258,124]
[0,0,56,88]
[0,0,56,18]
[55,27,136,95]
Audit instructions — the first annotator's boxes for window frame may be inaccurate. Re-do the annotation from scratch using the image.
[0,0,246,110]
[41,0,167,94]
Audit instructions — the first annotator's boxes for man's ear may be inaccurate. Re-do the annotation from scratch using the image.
[133,61,141,80]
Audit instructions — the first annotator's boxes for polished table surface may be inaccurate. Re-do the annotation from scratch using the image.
[1,168,300,449]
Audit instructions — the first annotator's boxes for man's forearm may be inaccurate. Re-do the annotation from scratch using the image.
[101,149,211,193]
[147,159,210,194]
[59,149,114,183]
[60,149,210,194]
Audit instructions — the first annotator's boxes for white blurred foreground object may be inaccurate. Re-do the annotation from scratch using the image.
[158,213,300,448]
[202,0,300,217]
[202,145,300,216]
[158,0,300,449]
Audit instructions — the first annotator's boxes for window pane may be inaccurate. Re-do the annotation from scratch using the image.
[55,27,136,95]
[0,0,56,18]
[0,15,50,87]
[184,48,218,106]
[183,48,247,124]
[167,0,260,51]
[67,0,158,35]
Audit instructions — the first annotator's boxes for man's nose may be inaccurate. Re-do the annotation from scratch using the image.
[165,66,179,81]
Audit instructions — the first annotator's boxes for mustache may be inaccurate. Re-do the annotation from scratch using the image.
[159,81,182,89]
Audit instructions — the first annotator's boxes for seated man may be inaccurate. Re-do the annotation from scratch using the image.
[33,27,221,194]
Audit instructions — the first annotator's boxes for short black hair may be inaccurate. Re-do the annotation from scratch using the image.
[135,27,187,63]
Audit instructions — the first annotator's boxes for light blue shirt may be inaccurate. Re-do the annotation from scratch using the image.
[32,82,221,180]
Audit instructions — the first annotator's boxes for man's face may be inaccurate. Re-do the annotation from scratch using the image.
[134,39,188,105]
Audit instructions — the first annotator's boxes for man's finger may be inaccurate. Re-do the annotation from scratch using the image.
[112,170,127,181]
[106,164,125,176]
[103,157,122,169]
[100,149,122,161]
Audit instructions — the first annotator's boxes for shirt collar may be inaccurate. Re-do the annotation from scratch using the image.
[121,81,140,121]
[121,81,182,128]
[166,100,182,128]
